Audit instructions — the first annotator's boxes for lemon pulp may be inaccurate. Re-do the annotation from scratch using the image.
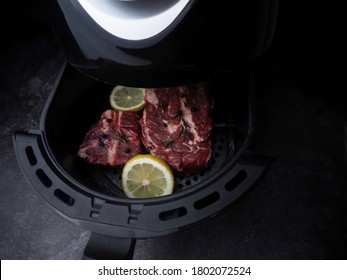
[110,86,145,112]
[122,154,174,198]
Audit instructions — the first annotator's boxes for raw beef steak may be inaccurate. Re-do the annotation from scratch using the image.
[141,83,213,175]
[78,109,142,166]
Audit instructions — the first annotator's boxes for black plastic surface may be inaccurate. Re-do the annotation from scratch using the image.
[13,62,271,239]
[83,233,135,260]
[4,0,347,260]
[44,0,278,87]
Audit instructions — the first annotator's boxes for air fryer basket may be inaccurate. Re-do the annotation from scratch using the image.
[14,62,270,258]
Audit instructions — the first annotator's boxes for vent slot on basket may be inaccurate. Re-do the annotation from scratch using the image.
[194,191,220,210]
[54,189,75,206]
[159,207,187,221]
[225,170,247,192]
[25,146,37,166]
[36,169,52,188]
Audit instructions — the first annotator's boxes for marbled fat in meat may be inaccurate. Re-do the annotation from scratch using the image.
[78,109,142,166]
[141,83,213,175]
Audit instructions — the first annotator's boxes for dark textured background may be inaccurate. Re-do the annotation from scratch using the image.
[1,1,346,259]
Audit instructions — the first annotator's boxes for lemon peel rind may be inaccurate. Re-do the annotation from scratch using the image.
[109,86,145,112]
[121,155,174,198]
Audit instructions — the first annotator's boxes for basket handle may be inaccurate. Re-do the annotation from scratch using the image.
[83,233,136,260]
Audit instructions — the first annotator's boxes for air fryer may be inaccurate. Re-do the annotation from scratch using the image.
[13,0,279,259]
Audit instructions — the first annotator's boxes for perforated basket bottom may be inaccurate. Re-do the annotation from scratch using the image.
[90,125,236,197]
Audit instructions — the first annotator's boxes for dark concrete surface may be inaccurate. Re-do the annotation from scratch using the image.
[1,2,346,260]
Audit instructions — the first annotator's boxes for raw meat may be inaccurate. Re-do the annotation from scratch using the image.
[78,109,142,166]
[141,83,213,175]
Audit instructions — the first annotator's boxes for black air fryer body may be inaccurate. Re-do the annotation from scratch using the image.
[45,0,278,87]
[13,0,279,259]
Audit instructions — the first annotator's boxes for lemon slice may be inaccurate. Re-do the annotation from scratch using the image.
[122,154,175,198]
[109,86,145,112]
